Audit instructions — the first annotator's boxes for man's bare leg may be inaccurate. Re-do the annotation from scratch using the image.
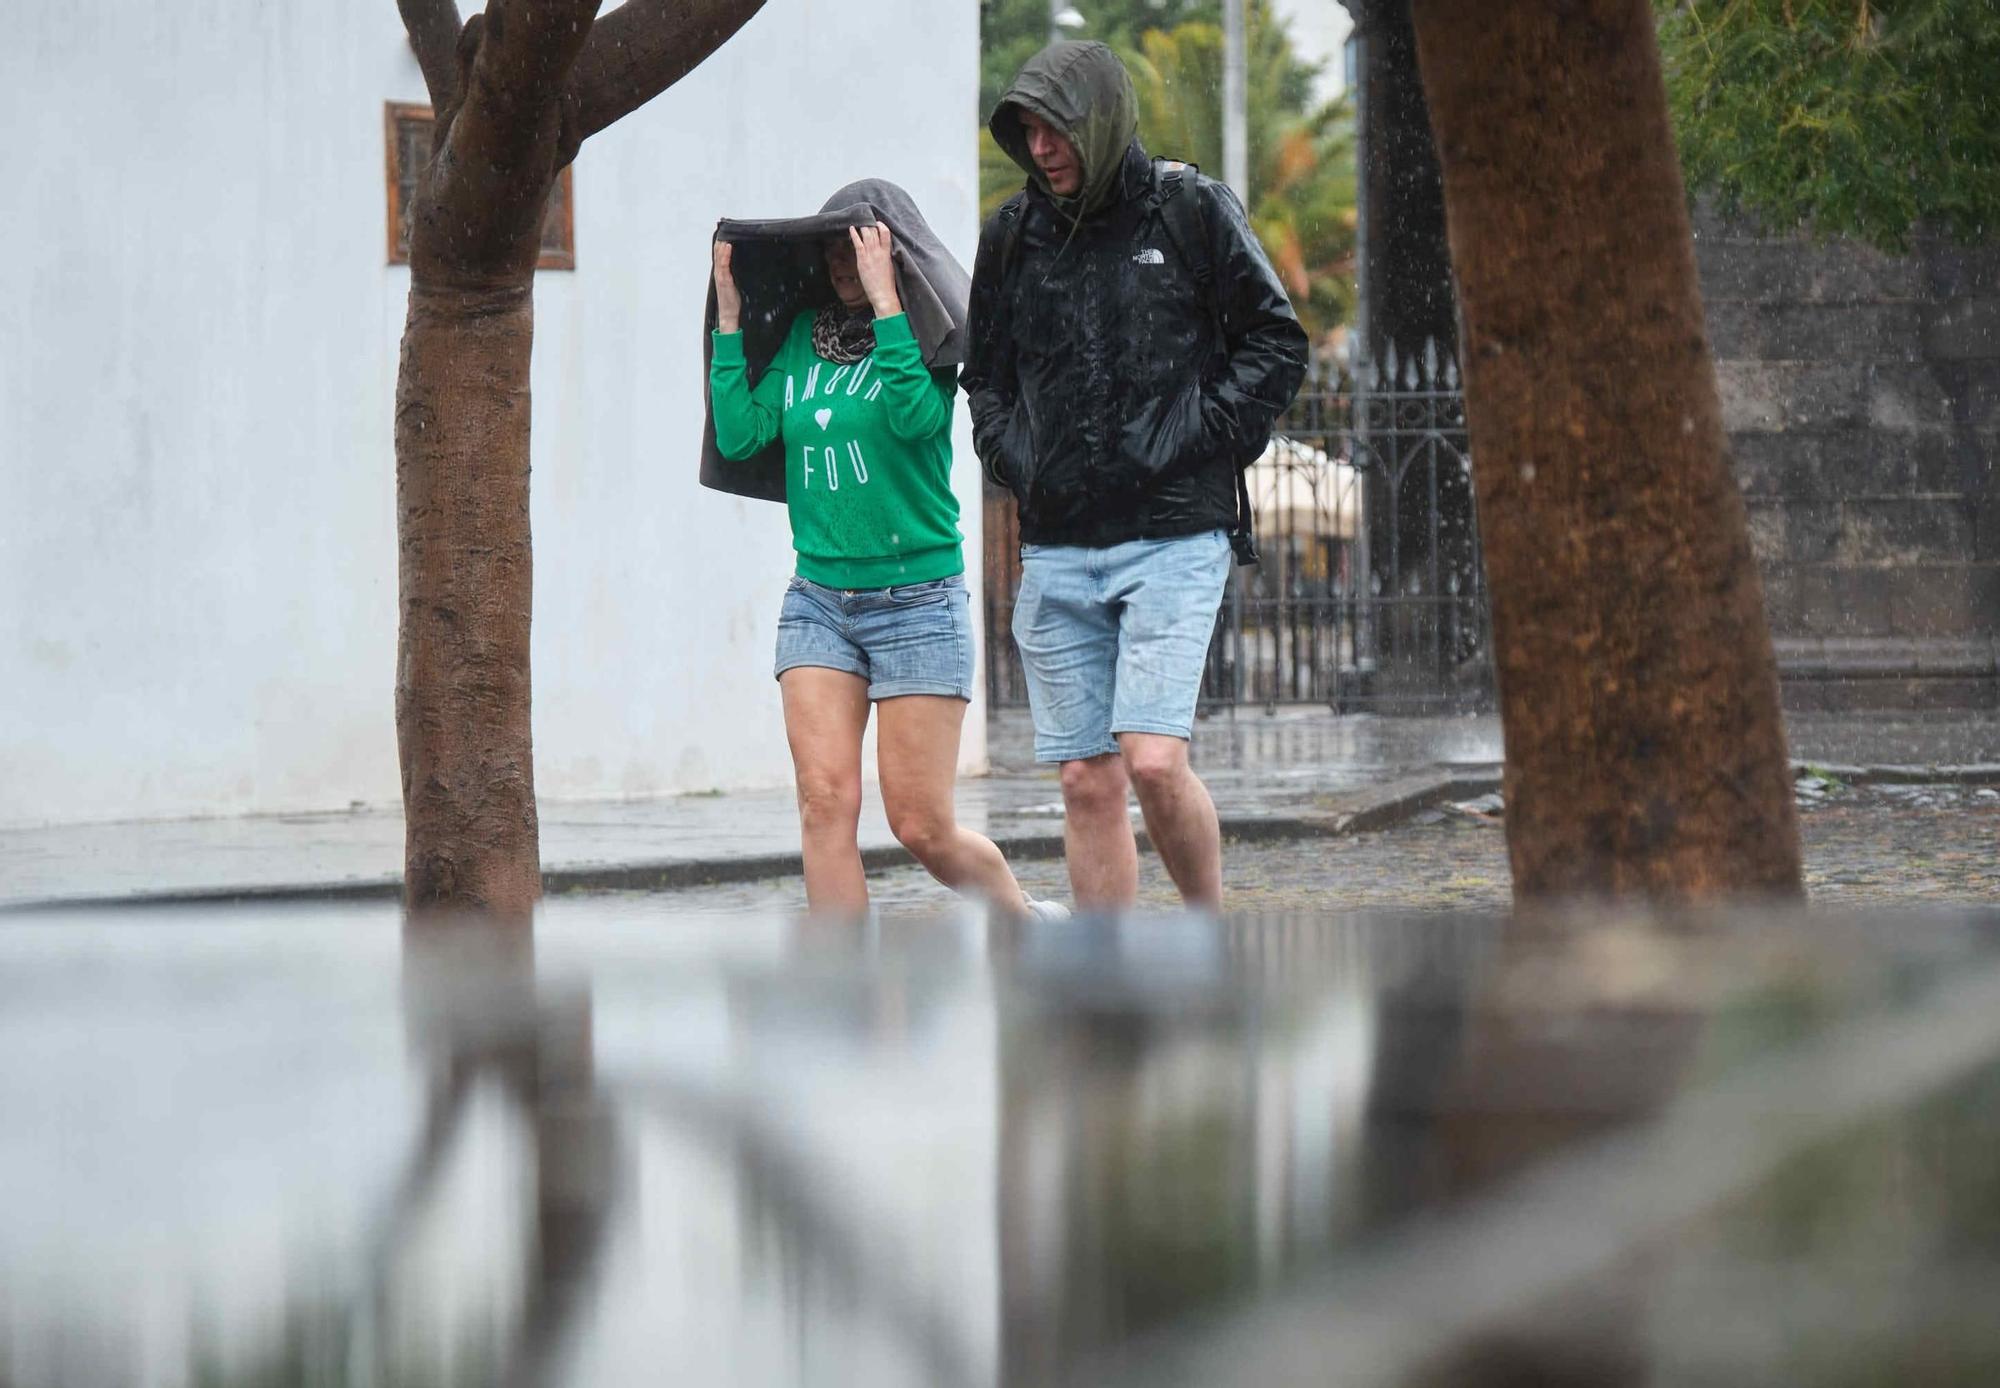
[1121,731,1222,910]
[1059,752,1138,909]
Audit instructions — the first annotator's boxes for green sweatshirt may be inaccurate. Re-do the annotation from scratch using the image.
[710,311,963,589]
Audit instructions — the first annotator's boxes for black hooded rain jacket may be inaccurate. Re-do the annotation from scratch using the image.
[963,41,1310,548]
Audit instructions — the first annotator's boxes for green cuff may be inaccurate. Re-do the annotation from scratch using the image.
[711,330,747,363]
[872,313,917,349]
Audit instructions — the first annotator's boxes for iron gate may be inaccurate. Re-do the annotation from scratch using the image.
[984,340,1492,713]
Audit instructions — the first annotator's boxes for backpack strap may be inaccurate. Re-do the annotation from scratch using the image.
[993,192,1028,287]
[1152,160,1260,567]
[980,191,1029,370]
[1152,160,1217,325]
[974,193,1030,492]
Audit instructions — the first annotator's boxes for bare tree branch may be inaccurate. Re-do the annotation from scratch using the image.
[465,0,606,142]
[397,0,464,110]
[569,0,770,143]
[413,0,606,281]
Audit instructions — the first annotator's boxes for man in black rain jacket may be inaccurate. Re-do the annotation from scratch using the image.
[964,40,1309,911]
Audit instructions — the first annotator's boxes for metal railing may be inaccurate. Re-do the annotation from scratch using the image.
[986,340,1492,714]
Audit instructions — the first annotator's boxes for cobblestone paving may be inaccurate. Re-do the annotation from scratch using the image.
[1796,781,2000,904]
[608,781,2000,915]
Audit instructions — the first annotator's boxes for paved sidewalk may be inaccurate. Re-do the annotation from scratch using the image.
[1,709,1500,909]
[3,708,1994,910]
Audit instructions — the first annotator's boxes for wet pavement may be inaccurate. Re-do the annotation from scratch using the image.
[988,706,1506,775]
[5,708,1996,911]
[993,705,2000,779]
[1,710,1504,910]
[5,901,2000,1386]
[596,778,2000,916]
[1781,709,2000,771]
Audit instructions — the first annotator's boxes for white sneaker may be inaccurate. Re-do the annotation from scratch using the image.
[1022,896,1072,923]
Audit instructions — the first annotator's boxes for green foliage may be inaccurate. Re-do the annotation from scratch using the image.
[979,0,1356,338]
[1127,13,1356,334]
[979,0,1221,119]
[1655,0,2000,251]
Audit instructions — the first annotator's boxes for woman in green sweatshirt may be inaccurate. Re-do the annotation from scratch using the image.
[711,217,1060,921]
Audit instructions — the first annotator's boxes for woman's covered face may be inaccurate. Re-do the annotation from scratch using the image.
[824,235,868,311]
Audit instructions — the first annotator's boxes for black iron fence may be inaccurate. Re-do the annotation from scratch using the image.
[985,341,1493,713]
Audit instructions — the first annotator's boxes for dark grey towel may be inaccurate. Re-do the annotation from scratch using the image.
[699,180,971,503]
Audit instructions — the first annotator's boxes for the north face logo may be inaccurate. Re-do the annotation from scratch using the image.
[1133,247,1166,265]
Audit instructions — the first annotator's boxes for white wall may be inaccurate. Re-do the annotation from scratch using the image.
[0,0,984,828]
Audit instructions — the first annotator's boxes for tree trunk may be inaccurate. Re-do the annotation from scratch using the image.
[1407,0,1803,899]
[390,0,590,923]
[1346,0,1480,698]
[387,0,766,920]
[395,278,541,919]
[1349,0,1457,365]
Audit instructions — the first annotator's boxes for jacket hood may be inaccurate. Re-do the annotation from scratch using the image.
[989,41,1138,218]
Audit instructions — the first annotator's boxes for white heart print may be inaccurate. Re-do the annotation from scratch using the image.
[815,408,833,430]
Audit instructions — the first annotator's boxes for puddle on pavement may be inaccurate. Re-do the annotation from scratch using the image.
[4,902,2000,1386]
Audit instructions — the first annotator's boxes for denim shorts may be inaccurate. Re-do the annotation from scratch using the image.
[1011,529,1231,762]
[774,574,975,701]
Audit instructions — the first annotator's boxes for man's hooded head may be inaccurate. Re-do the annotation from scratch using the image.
[988,41,1139,218]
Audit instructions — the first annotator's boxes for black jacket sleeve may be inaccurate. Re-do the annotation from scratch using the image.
[1197,178,1311,466]
[961,202,1029,493]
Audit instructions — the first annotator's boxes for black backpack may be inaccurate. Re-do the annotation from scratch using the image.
[990,159,1260,566]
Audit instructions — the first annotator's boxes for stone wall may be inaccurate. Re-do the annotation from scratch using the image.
[1698,203,2000,708]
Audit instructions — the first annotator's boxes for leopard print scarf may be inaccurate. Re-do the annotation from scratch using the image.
[812,303,876,364]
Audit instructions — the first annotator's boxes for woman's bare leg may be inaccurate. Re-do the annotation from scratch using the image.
[876,695,1029,914]
[780,667,872,915]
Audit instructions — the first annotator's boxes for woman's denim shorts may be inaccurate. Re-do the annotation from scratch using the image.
[774,573,975,702]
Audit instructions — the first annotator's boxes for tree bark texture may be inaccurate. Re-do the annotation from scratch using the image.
[1407,0,1803,899]
[394,0,595,921]
[396,283,540,916]
[392,0,766,919]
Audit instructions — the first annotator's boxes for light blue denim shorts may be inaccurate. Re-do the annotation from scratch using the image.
[775,573,975,701]
[1011,529,1231,762]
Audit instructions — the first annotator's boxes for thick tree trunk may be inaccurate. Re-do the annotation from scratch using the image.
[388,0,765,920]
[390,0,593,923]
[1407,0,1803,898]
[395,278,541,918]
